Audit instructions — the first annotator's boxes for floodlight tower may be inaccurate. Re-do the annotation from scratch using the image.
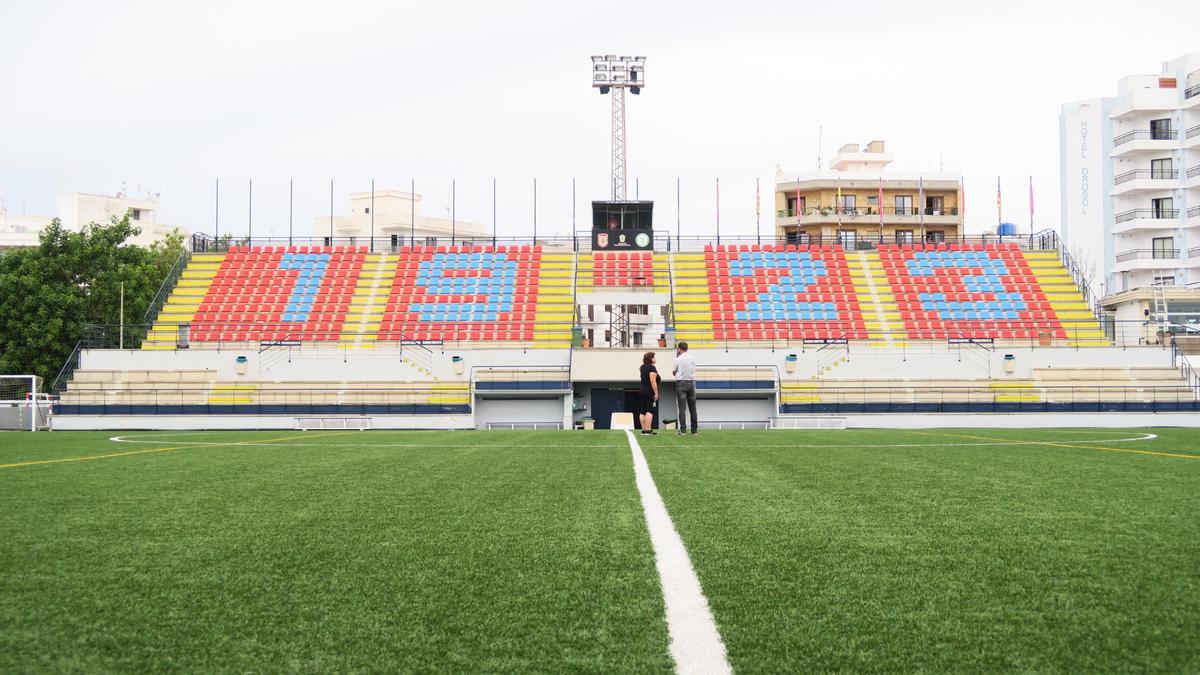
[591,55,646,202]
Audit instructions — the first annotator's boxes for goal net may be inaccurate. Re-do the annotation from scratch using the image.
[0,376,51,431]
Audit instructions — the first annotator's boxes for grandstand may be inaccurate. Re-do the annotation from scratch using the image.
[48,231,1200,430]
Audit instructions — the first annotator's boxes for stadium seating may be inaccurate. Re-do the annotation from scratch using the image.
[581,251,660,289]
[701,244,869,341]
[877,243,1066,340]
[779,367,1195,412]
[190,246,364,342]
[56,369,470,414]
[378,245,541,343]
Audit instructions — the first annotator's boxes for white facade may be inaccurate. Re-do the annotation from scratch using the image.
[315,189,488,244]
[1060,53,1200,295]
[0,192,184,251]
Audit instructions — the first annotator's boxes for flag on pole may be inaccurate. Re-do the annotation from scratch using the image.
[1028,175,1034,233]
[996,176,1002,225]
[878,177,884,241]
[960,177,965,223]
[836,179,842,228]
[918,177,924,226]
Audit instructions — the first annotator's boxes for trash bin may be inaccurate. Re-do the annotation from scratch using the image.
[785,353,798,373]
[1003,354,1015,374]
[1037,331,1052,347]
[451,355,464,375]
[571,327,584,348]
[235,355,248,376]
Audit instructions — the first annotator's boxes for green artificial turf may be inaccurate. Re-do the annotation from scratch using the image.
[642,427,1200,672]
[0,431,672,673]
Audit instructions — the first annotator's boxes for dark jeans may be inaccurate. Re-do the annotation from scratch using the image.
[675,380,697,431]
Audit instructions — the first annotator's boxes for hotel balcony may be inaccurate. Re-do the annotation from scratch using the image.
[1111,208,1180,235]
[1185,125,1200,149]
[1188,206,1200,227]
[777,206,961,227]
[1113,248,1183,273]
[1185,82,1200,109]
[1185,165,1200,190]
[1110,130,1179,157]
[1110,169,1179,195]
[1187,247,1200,268]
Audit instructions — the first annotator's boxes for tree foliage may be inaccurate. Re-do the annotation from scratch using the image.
[0,215,185,389]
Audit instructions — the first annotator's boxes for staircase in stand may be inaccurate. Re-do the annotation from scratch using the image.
[338,253,397,350]
[847,251,901,346]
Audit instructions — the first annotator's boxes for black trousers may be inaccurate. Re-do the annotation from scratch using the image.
[675,380,697,431]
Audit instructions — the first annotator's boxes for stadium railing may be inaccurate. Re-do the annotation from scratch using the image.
[73,319,1175,353]
[190,230,1064,254]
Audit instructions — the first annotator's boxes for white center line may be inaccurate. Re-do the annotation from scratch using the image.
[625,430,732,675]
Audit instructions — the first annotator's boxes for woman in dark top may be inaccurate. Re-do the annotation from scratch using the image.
[638,352,659,435]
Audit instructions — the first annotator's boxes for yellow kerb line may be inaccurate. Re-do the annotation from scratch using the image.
[0,430,362,470]
[909,430,1199,460]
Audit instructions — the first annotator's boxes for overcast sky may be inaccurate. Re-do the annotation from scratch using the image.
[1,0,1197,240]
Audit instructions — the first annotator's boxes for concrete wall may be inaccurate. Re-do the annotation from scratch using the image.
[474,397,566,429]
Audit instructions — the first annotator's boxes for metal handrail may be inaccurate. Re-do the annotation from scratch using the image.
[50,341,83,394]
[1115,209,1179,223]
[1114,169,1179,184]
[1113,129,1178,146]
[1188,124,1200,139]
[142,248,192,325]
[1187,165,1200,179]
[1186,84,1200,100]
[1115,249,1181,262]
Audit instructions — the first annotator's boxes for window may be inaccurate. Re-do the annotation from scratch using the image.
[895,230,913,244]
[632,332,643,346]
[1150,118,1172,139]
[867,195,878,206]
[797,196,806,213]
[837,230,857,249]
[604,329,611,344]
[925,230,945,243]
[925,196,943,215]
[1152,237,1174,259]
[786,196,797,215]
[837,194,856,214]
[895,195,913,216]
[604,304,611,313]
[1153,275,1176,286]
[588,305,594,321]
[1152,197,1174,218]
[130,208,141,221]
[364,207,370,214]
[1150,158,1173,179]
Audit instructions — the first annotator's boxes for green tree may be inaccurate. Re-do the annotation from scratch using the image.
[0,215,182,389]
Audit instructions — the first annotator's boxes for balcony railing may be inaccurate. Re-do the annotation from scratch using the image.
[1187,125,1200,139]
[1190,247,1200,260]
[1114,208,1180,223]
[1115,249,1181,263]
[1113,129,1178,146]
[1189,206,1200,219]
[777,206,959,218]
[1187,165,1200,179]
[1113,169,1178,184]
[1187,83,1200,100]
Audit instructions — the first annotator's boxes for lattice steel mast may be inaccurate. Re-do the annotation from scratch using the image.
[591,55,645,202]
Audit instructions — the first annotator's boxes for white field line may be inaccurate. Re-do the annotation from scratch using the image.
[625,430,732,675]
[109,432,1158,450]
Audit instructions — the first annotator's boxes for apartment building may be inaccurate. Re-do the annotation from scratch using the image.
[0,192,183,251]
[316,189,487,245]
[774,140,963,248]
[1060,53,1200,301]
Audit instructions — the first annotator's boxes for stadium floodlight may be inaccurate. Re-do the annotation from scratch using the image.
[591,55,646,202]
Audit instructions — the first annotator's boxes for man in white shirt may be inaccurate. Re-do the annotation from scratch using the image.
[672,341,698,435]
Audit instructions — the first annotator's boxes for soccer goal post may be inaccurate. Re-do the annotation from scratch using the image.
[0,376,50,431]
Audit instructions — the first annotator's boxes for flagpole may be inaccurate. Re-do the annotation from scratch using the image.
[1029,175,1034,235]
[918,177,925,244]
[755,177,760,245]
[715,177,720,246]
